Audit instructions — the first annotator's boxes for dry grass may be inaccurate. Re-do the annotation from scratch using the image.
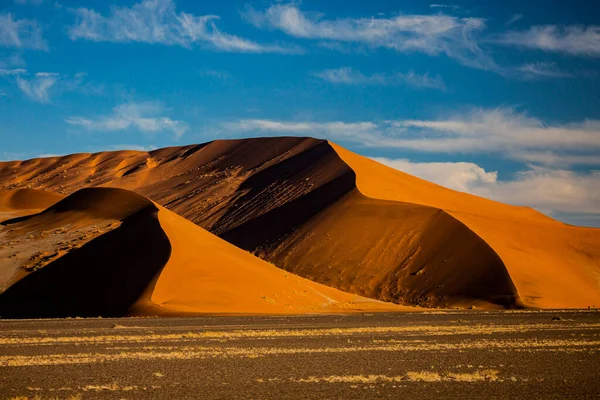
[405,371,442,382]
[2,338,599,367]
[257,369,501,384]
[8,395,82,400]
[3,323,600,346]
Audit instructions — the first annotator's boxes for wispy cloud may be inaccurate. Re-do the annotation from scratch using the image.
[225,108,600,167]
[0,68,26,76]
[199,68,233,83]
[14,71,104,103]
[224,119,378,144]
[68,0,298,54]
[505,14,523,26]
[517,62,572,79]
[0,53,25,69]
[0,13,47,50]
[497,25,600,57]
[16,72,58,103]
[243,4,495,69]
[388,108,600,156]
[312,67,446,90]
[374,157,600,221]
[429,4,459,10]
[66,102,188,139]
[13,0,45,5]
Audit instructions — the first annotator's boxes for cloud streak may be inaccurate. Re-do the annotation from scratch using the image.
[14,71,104,103]
[0,13,46,50]
[243,4,495,69]
[68,0,298,54]
[497,25,600,57]
[16,72,58,103]
[312,67,446,90]
[66,102,188,139]
[516,62,572,79]
[0,68,26,76]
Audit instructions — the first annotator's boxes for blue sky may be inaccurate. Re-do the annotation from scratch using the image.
[1,0,599,226]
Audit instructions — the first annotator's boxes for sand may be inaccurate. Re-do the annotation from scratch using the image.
[332,143,600,309]
[136,203,408,315]
[0,187,406,317]
[0,137,598,310]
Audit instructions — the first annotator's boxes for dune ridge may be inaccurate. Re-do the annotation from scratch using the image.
[1,137,599,309]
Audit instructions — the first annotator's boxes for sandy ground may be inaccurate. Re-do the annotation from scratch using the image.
[1,311,599,399]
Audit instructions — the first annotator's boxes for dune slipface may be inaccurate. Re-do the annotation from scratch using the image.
[1,137,599,309]
[0,187,404,317]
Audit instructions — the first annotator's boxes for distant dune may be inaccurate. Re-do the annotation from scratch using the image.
[0,187,404,317]
[1,137,599,311]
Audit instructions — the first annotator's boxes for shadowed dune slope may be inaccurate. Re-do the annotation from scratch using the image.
[0,187,406,317]
[1,137,599,309]
[255,190,517,308]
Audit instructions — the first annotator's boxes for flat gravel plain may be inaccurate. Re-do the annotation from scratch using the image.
[1,311,599,399]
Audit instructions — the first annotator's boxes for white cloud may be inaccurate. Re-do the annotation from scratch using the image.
[373,157,600,223]
[0,68,26,76]
[475,167,600,217]
[312,67,446,90]
[66,102,188,139]
[14,71,104,102]
[0,13,47,50]
[517,62,572,79]
[509,151,600,166]
[243,4,495,69]
[225,108,600,166]
[16,72,58,102]
[372,157,497,192]
[68,0,297,54]
[389,108,600,154]
[498,25,600,57]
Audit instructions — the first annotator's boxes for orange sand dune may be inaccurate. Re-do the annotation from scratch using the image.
[0,187,405,318]
[1,137,599,309]
[332,144,600,309]
[0,188,65,221]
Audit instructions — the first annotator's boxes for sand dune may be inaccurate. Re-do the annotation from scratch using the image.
[332,144,600,309]
[1,137,599,309]
[0,188,64,211]
[0,188,65,222]
[0,187,404,317]
[0,188,169,317]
